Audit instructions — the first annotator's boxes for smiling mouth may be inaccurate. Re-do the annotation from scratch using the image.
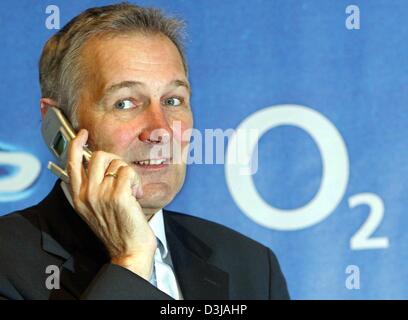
[132,158,171,170]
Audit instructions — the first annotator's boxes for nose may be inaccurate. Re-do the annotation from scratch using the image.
[138,105,172,145]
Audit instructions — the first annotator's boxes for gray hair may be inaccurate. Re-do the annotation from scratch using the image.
[39,2,187,128]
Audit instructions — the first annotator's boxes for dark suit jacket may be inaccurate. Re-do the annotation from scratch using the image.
[0,181,289,300]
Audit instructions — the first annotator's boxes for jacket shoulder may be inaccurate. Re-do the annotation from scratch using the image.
[0,206,41,237]
[164,210,270,255]
[165,210,290,299]
[0,206,43,266]
[0,207,44,299]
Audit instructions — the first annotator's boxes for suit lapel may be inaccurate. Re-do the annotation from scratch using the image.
[38,182,230,300]
[37,181,108,299]
[164,211,229,300]
[56,251,104,299]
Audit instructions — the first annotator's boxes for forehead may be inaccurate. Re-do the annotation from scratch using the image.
[80,33,186,88]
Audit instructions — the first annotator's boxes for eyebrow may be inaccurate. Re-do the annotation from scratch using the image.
[103,79,191,96]
[104,80,144,96]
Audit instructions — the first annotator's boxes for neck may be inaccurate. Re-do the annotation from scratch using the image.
[143,207,162,221]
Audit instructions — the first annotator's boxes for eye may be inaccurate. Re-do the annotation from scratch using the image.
[114,98,136,110]
[163,97,183,107]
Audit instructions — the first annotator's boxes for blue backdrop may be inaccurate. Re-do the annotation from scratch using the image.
[1,0,407,299]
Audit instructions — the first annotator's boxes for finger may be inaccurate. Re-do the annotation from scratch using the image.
[99,159,128,195]
[87,151,119,198]
[105,159,129,176]
[114,165,143,203]
[67,129,88,198]
[91,159,130,235]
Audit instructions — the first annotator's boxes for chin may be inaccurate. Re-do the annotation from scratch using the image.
[138,182,175,211]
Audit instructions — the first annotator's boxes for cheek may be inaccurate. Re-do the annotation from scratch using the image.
[170,117,192,167]
[96,123,137,154]
[170,116,193,145]
[78,107,135,154]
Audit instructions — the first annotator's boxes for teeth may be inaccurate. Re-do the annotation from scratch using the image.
[149,159,163,165]
[136,159,166,165]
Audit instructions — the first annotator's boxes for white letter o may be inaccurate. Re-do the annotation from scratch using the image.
[225,104,349,230]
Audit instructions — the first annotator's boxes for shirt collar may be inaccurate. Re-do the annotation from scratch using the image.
[148,209,168,259]
[60,181,169,259]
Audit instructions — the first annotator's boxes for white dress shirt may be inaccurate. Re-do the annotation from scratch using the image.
[60,182,183,300]
[148,209,183,300]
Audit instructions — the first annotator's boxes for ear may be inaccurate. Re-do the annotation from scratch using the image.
[40,98,58,120]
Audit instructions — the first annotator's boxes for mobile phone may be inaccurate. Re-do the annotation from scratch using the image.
[41,107,92,183]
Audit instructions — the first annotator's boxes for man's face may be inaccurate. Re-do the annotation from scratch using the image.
[76,33,193,214]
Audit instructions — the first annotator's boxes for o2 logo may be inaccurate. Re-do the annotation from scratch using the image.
[225,104,389,250]
[0,143,41,202]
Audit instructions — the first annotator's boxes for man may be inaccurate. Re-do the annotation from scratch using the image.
[0,3,289,300]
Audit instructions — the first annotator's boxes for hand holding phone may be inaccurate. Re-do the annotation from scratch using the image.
[41,107,157,280]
